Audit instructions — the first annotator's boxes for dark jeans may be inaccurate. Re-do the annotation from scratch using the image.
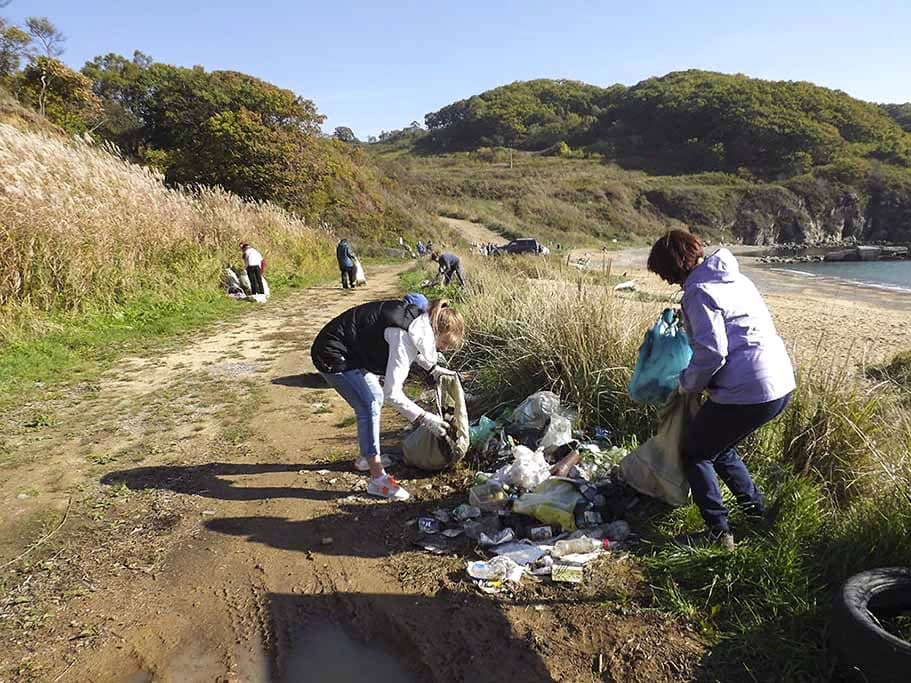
[340,266,356,288]
[443,264,465,286]
[681,393,792,533]
[246,265,264,295]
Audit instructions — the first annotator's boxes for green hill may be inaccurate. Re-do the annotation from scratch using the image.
[391,71,911,245]
[882,103,911,133]
[423,71,911,177]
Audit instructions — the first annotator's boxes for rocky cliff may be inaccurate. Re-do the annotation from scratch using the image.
[644,179,910,245]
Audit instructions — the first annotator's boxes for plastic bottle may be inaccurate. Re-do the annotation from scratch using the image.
[552,536,608,558]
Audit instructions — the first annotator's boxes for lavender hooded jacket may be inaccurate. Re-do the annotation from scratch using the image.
[680,249,795,405]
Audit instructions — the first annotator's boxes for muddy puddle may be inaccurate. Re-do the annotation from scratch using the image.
[273,621,418,683]
[122,620,418,683]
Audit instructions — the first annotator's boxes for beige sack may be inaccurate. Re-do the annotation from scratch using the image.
[620,393,700,507]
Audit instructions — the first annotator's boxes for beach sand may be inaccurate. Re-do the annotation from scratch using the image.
[604,247,911,370]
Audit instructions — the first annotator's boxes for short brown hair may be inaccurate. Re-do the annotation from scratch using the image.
[647,230,704,285]
[428,299,465,352]
[430,251,441,261]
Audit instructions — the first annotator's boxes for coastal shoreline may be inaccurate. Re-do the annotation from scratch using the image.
[603,245,911,366]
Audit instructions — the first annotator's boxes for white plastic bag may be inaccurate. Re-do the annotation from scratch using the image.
[466,556,524,583]
[511,391,561,429]
[538,413,573,450]
[492,445,551,491]
[354,258,367,285]
[261,275,270,299]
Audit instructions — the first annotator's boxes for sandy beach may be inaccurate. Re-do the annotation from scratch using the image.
[600,246,911,370]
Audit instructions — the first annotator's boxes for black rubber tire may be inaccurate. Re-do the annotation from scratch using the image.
[831,567,911,682]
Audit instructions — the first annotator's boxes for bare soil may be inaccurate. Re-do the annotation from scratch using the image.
[0,265,705,682]
[438,216,506,247]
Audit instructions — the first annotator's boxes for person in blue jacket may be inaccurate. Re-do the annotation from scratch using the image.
[430,251,465,286]
[336,239,357,289]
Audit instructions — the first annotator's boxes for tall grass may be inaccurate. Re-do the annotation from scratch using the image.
[0,122,336,330]
[453,255,911,679]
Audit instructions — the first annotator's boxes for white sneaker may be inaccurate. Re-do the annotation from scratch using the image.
[354,454,393,472]
[367,475,410,501]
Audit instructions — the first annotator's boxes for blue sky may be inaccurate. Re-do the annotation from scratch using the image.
[7,1,911,138]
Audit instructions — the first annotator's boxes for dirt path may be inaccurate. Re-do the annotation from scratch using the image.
[0,265,704,683]
[438,216,506,246]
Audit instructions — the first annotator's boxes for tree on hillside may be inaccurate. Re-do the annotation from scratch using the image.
[79,53,345,216]
[25,16,64,58]
[424,79,614,150]
[82,51,156,153]
[83,55,324,161]
[0,18,30,77]
[19,56,102,132]
[333,126,357,142]
[422,72,911,176]
[882,103,911,133]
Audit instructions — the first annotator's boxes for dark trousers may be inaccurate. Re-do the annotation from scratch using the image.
[681,393,792,533]
[443,264,466,286]
[246,265,264,295]
[340,266,356,289]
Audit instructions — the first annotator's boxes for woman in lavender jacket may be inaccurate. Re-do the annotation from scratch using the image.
[647,230,796,550]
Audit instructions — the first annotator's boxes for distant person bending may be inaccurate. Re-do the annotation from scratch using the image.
[336,239,357,289]
[241,242,265,295]
[430,251,465,286]
[647,229,795,550]
[311,299,464,500]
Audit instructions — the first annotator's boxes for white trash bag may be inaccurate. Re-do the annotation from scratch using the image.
[512,391,561,429]
[354,258,367,285]
[494,445,551,491]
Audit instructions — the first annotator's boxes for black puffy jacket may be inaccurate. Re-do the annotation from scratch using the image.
[311,300,423,375]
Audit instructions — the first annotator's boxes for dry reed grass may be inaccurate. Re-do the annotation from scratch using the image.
[0,123,334,332]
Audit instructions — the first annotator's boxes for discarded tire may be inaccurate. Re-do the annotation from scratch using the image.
[831,567,911,681]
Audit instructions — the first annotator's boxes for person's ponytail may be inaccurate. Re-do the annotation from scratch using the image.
[428,299,465,351]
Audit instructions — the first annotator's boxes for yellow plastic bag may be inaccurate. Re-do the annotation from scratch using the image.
[513,479,583,531]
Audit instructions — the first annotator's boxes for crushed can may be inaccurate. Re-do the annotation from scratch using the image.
[418,517,441,535]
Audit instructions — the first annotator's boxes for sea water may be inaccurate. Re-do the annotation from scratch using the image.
[775,260,911,293]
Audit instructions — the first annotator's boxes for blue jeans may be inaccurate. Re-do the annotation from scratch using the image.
[320,370,383,458]
[681,393,792,533]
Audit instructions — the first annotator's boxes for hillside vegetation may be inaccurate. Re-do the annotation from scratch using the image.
[422,72,911,174]
[78,53,431,244]
[379,72,911,246]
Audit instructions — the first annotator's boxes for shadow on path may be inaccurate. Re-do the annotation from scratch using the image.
[271,372,329,389]
[101,462,349,501]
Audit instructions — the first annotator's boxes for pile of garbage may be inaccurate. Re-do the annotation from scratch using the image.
[222,266,270,303]
[412,391,640,593]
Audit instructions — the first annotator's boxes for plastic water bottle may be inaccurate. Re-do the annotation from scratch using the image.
[552,536,608,558]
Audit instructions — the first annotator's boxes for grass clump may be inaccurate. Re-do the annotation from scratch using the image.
[868,349,911,390]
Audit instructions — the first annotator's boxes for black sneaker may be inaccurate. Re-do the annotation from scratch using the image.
[673,529,736,551]
[744,501,778,531]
